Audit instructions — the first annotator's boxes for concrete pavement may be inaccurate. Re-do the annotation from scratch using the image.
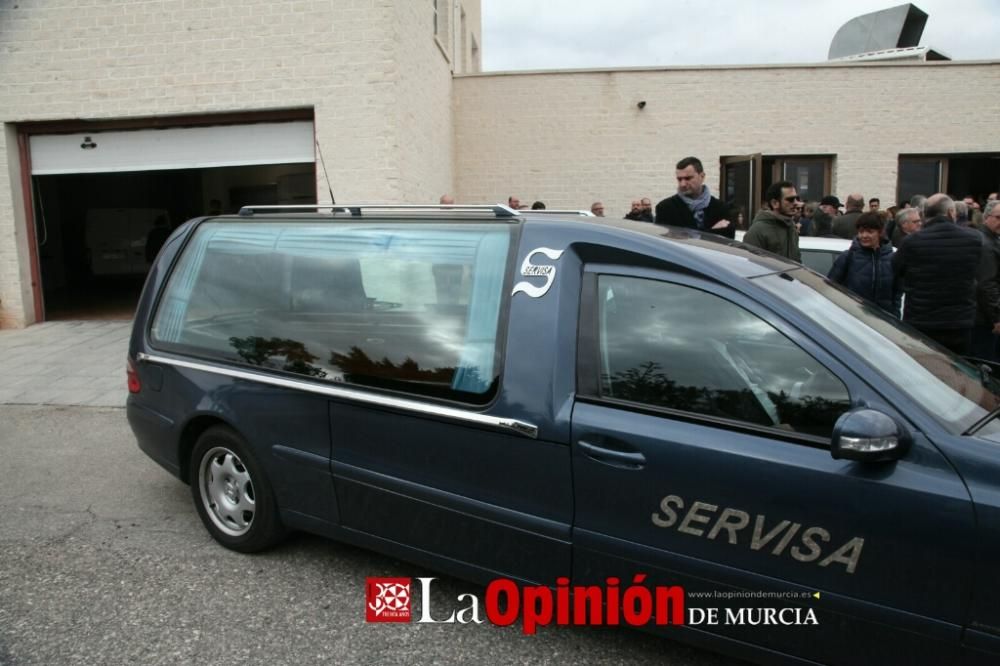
[0,321,131,407]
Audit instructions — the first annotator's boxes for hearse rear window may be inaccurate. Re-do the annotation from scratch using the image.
[151,222,512,403]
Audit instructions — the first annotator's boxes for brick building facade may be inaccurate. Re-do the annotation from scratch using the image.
[0,1,997,328]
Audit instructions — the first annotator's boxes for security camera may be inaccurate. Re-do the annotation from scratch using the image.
[637,100,647,109]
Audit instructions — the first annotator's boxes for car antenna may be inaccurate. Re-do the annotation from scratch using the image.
[315,138,336,204]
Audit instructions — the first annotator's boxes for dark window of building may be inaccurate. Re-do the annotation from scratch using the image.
[898,158,942,205]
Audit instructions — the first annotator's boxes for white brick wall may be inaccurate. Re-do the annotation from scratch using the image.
[453,62,1000,214]
[0,0,457,327]
[391,1,454,203]
[1,1,996,329]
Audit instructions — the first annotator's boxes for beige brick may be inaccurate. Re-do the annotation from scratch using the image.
[0,0,468,327]
[454,62,1000,211]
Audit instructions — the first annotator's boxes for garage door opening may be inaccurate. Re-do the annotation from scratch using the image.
[34,163,316,321]
[24,117,317,322]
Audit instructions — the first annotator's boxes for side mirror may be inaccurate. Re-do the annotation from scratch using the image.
[831,408,909,463]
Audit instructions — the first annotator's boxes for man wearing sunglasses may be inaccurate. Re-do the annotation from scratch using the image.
[743,180,801,261]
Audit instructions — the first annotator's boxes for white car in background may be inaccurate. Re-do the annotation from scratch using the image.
[735,231,852,275]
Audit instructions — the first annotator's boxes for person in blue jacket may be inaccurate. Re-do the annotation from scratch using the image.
[828,212,901,317]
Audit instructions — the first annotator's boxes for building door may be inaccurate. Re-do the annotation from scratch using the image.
[721,154,761,228]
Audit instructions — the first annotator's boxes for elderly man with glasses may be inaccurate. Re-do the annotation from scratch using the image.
[743,180,801,261]
[889,207,922,247]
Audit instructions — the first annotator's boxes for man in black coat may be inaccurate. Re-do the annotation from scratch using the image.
[892,194,985,354]
[973,200,1000,360]
[655,157,734,238]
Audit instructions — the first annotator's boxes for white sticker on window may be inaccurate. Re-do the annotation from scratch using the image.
[511,247,564,298]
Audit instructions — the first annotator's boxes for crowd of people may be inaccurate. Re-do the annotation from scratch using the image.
[645,158,1000,360]
[445,155,1000,361]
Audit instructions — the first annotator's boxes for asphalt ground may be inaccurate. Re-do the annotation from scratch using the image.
[0,404,743,665]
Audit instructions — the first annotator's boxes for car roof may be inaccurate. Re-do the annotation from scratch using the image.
[527,215,802,279]
[203,207,803,280]
[799,236,852,251]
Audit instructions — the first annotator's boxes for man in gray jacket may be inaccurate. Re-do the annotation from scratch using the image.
[832,193,865,239]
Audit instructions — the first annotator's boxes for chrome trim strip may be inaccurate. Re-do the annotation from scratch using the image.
[137,352,538,439]
[236,203,519,218]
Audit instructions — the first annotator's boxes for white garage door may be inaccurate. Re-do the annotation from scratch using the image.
[30,121,314,175]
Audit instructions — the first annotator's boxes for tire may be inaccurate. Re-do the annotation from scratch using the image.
[189,425,285,553]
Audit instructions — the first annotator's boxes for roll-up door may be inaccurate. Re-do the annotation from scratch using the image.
[30,121,314,175]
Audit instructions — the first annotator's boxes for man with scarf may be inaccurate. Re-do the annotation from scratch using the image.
[654,156,735,238]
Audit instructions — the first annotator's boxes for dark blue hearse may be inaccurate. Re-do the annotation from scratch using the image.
[128,204,1000,665]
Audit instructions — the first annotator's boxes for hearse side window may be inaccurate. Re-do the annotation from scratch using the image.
[151,222,512,403]
[596,275,850,438]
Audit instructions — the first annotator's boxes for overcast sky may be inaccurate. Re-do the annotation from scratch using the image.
[482,0,1000,71]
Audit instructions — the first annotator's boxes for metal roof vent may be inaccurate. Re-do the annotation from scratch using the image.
[828,3,929,60]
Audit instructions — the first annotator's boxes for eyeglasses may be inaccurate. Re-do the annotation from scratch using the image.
[783,196,802,203]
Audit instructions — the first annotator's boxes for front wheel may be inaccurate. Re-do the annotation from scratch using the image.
[190,426,285,552]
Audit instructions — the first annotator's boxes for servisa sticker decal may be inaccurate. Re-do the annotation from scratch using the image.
[511,247,565,298]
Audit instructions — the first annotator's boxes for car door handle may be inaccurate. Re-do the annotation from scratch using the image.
[578,440,646,469]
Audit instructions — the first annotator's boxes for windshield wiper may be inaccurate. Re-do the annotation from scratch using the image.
[964,399,1000,435]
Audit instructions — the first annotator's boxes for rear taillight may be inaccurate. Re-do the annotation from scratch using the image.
[127,357,141,393]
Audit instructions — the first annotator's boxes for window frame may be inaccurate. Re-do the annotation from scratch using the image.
[773,155,834,205]
[433,0,453,65]
[576,265,855,449]
[720,154,834,220]
[146,217,521,409]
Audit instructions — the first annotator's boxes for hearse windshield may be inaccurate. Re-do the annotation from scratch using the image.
[754,268,1000,436]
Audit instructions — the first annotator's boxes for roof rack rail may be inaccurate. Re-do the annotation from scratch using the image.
[237,204,518,218]
[524,209,596,216]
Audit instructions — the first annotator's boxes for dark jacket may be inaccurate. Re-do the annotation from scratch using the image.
[625,210,654,222]
[811,210,837,237]
[892,216,984,330]
[828,238,901,316]
[743,210,801,262]
[889,222,913,248]
[798,216,814,237]
[654,193,735,238]
[977,226,1000,326]
[831,210,863,239]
